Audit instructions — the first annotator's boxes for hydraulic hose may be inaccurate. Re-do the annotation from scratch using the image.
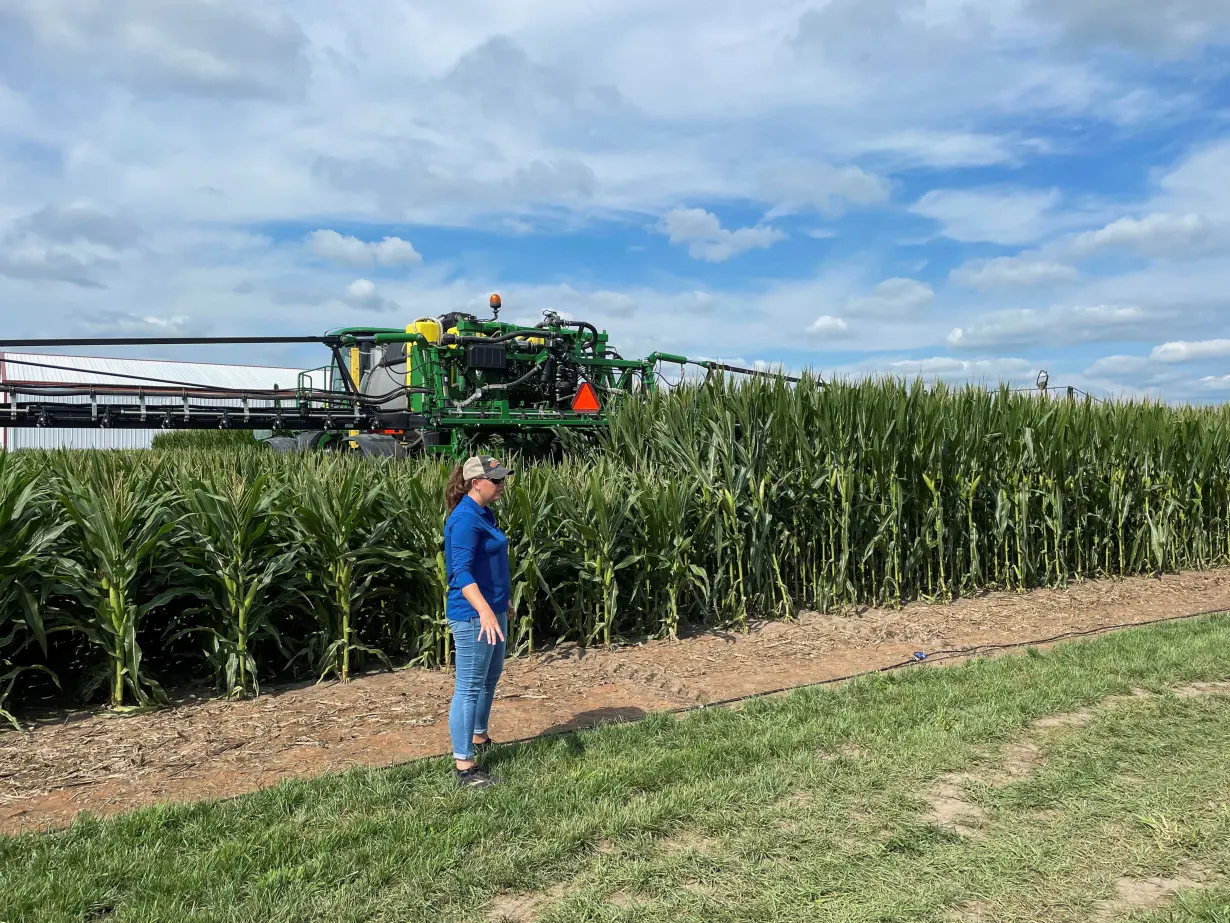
[452,360,548,408]
[533,317,600,354]
[442,329,563,347]
[559,321,600,354]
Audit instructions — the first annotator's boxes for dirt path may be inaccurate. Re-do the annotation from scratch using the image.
[4,569,1230,836]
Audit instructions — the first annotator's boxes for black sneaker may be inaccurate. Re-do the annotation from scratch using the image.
[455,765,496,788]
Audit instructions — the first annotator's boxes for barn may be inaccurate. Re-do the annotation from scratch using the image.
[0,351,319,450]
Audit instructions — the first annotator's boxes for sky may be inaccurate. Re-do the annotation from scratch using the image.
[1,0,1229,402]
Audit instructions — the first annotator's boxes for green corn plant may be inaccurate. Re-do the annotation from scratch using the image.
[636,468,712,639]
[52,457,187,709]
[371,461,450,668]
[501,468,563,656]
[289,458,411,683]
[173,470,297,699]
[0,454,74,729]
[13,371,1230,698]
[566,465,643,646]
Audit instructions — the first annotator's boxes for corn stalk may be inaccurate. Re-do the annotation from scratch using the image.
[52,457,188,709]
[173,471,296,698]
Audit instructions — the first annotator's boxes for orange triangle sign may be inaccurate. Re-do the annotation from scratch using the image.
[571,381,601,413]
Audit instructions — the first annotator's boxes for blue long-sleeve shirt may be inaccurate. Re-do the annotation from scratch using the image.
[444,494,511,621]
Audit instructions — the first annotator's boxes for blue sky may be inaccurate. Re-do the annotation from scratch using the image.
[2,0,1230,401]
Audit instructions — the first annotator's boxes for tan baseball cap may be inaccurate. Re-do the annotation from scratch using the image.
[463,454,513,480]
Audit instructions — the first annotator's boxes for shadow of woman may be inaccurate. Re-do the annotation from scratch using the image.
[484,706,648,766]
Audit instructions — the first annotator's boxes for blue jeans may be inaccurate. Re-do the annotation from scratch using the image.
[447,611,507,761]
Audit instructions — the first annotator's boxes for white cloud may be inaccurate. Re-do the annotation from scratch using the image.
[1,0,1194,234]
[1068,213,1212,258]
[15,202,141,249]
[950,256,1080,290]
[0,0,310,100]
[845,278,933,317]
[306,230,423,267]
[853,356,1038,385]
[1199,374,1230,391]
[658,208,785,262]
[0,239,112,288]
[77,311,204,337]
[1080,350,1224,399]
[0,1,1227,407]
[1027,0,1230,57]
[911,187,1063,245]
[0,203,141,287]
[759,162,890,217]
[587,290,638,318]
[1084,355,1151,379]
[807,315,850,337]
[505,283,641,324]
[342,278,397,313]
[312,155,600,218]
[855,130,1022,168]
[1158,141,1230,220]
[1150,339,1230,363]
[947,304,1155,350]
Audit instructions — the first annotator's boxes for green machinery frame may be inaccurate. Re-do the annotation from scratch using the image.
[286,304,791,458]
[0,298,800,460]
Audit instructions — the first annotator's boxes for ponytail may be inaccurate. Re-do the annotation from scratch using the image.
[445,464,472,512]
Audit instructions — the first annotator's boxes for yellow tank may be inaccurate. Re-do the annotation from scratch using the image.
[445,324,486,344]
[408,318,442,344]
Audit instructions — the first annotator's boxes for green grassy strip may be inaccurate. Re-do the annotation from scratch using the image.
[3,615,1230,922]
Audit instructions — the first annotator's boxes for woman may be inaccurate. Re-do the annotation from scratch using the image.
[443,453,515,788]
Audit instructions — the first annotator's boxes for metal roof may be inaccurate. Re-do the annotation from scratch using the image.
[0,351,320,390]
[0,351,326,451]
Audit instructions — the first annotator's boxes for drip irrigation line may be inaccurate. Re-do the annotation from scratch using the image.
[19,604,1227,823]
[667,604,1228,715]
[1007,384,1106,403]
[407,603,1230,764]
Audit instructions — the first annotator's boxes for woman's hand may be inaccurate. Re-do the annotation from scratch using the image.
[460,583,505,645]
[478,608,505,645]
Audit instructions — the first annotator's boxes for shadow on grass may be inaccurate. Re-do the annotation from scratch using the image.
[484,706,649,768]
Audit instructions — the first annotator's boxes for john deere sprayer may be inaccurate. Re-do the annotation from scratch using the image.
[0,294,798,459]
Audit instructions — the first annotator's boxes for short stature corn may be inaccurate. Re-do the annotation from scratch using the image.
[3,374,1230,717]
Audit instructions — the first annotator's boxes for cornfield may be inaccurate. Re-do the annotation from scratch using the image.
[5,374,1230,724]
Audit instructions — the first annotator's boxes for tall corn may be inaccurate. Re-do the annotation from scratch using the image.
[5,374,1230,717]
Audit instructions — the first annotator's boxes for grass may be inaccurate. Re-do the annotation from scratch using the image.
[4,614,1230,922]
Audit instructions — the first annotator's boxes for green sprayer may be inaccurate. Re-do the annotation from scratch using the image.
[0,294,800,459]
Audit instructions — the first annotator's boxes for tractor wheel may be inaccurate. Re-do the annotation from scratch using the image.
[401,429,426,455]
[294,430,327,452]
[351,434,405,457]
[262,436,298,454]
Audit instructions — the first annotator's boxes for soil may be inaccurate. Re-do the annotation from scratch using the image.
[1091,863,1218,920]
[922,774,988,837]
[3,569,1230,837]
[921,672,1230,843]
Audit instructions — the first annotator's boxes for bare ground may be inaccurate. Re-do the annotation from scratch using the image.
[3,569,1230,837]
[1091,863,1220,921]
